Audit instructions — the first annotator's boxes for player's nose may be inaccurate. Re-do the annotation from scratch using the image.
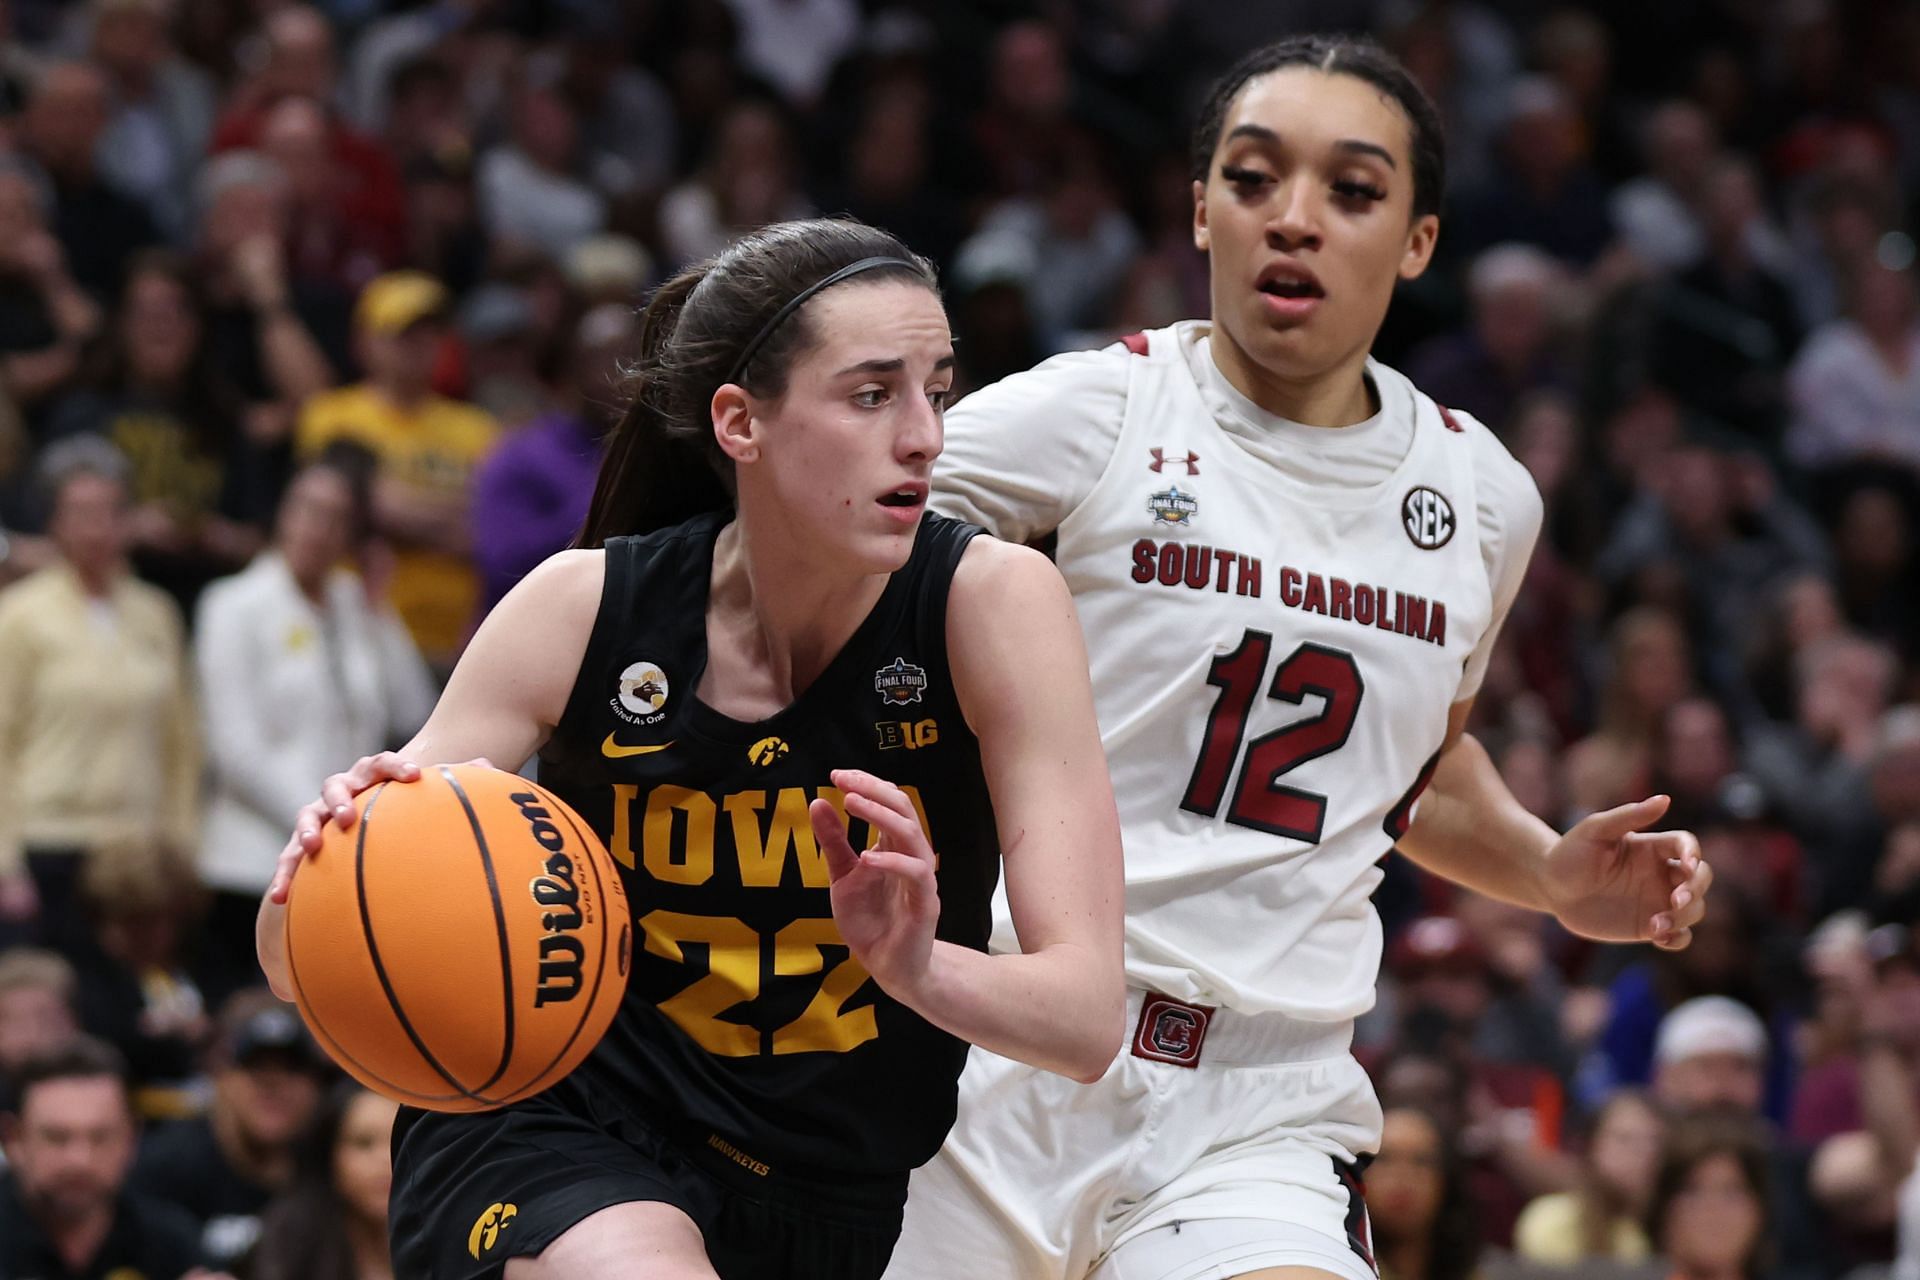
[1266,178,1323,252]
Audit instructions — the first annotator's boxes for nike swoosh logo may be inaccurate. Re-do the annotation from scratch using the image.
[601,734,674,758]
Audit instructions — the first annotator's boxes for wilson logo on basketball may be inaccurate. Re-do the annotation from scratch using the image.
[513,791,587,1008]
[468,1202,517,1258]
[1401,486,1456,550]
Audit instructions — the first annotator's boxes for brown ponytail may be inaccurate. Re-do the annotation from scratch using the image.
[575,218,938,548]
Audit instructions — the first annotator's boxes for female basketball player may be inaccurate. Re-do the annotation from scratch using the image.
[886,35,1716,1280]
[255,219,1126,1280]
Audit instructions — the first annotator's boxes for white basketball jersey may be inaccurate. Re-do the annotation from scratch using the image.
[934,322,1538,1021]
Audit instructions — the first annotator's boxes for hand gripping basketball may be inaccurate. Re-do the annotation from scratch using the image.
[267,751,494,904]
[807,768,941,999]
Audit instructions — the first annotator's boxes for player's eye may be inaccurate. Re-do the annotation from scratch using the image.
[1333,180,1387,204]
[1221,164,1274,190]
[853,387,889,408]
[928,386,954,411]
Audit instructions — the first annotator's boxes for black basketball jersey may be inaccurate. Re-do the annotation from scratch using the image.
[537,510,999,1187]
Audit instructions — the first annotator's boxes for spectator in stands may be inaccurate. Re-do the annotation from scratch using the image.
[263,94,399,296]
[477,68,607,261]
[68,838,207,1120]
[132,989,329,1272]
[16,60,158,301]
[0,161,101,412]
[192,151,341,428]
[1407,243,1572,433]
[724,0,859,110]
[1609,100,1717,272]
[1788,261,1920,474]
[0,439,198,952]
[1648,1114,1775,1280]
[1748,634,1898,915]
[43,249,265,612]
[0,1037,205,1280]
[1453,76,1611,267]
[1369,1106,1482,1280]
[966,19,1079,204]
[296,270,498,671]
[210,6,405,272]
[471,301,635,611]
[88,0,216,242]
[1515,1090,1665,1266]
[195,450,433,989]
[250,1083,399,1280]
[658,98,813,268]
[1562,607,1694,815]
[1649,157,1801,446]
[1827,478,1920,662]
[0,949,79,1106]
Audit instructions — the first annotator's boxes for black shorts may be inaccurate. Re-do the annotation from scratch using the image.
[388,1075,904,1280]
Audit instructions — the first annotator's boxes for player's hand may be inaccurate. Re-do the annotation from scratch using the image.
[809,768,940,998]
[1540,794,1711,951]
[265,753,494,903]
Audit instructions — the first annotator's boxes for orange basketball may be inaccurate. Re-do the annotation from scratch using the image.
[283,764,631,1112]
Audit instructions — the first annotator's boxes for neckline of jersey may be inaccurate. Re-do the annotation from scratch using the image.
[672,513,915,745]
[1180,323,1430,513]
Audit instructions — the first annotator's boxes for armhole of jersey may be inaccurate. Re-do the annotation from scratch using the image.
[914,518,984,706]
[1053,347,1140,545]
[552,537,632,745]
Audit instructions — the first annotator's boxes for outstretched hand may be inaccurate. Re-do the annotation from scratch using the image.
[1541,794,1713,950]
[808,768,941,998]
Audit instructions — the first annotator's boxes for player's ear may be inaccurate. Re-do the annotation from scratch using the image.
[1398,213,1440,282]
[711,383,761,465]
[1192,179,1210,253]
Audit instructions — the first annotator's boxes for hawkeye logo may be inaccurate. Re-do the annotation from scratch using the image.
[874,657,928,706]
[1148,486,1199,527]
[468,1202,517,1258]
[747,736,790,767]
[612,660,670,726]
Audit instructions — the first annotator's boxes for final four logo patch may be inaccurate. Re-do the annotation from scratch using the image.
[1148,486,1199,527]
[874,657,928,705]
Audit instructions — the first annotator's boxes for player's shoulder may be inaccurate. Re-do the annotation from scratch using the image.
[1376,359,1542,518]
[950,534,1068,617]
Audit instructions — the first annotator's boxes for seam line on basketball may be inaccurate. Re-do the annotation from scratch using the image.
[504,788,615,1100]
[441,765,518,1095]
[286,886,464,1105]
[358,779,486,1101]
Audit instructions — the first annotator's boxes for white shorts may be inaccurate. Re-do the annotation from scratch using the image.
[886,992,1385,1280]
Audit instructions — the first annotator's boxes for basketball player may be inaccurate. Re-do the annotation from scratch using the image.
[886,36,1715,1280]
[255,219,1126,1280]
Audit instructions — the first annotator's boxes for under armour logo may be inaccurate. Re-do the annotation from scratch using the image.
[1149,448,1199,475]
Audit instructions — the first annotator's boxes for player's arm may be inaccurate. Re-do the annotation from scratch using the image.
[928,349,1127,543]
[944,539,1126,1079]
[1396,696,1712,951]
[824,539,1126,1082]
[256,549,603,999]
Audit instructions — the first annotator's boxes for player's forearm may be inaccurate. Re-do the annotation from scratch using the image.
[1395,732,1557,912]
[900,940,1124,1083]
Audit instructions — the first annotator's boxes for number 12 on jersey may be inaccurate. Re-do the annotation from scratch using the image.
[1180,631,1365,843]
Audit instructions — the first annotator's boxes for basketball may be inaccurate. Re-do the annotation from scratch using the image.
[283,764,631,1112]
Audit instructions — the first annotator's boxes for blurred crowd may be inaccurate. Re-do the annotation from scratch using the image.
[0,1,1918,1278]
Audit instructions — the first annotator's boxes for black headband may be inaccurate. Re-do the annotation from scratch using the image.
[725,256,916,386]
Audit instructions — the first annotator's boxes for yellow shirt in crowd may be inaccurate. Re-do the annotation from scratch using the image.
[0,564,200,875]
[297,384,498,664]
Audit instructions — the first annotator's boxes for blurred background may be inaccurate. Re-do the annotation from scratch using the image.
[0,2,1918,1278]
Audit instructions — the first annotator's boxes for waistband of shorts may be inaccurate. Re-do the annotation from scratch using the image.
[1126,988,1353,1067]
[647,1108,908,1226]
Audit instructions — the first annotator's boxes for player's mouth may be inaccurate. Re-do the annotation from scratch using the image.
[877,481,928,524]
[1255,261,1325,321]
